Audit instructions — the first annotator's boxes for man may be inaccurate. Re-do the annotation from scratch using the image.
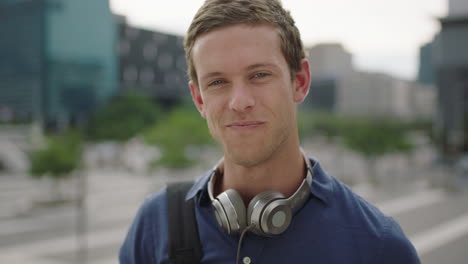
[120,0,421,263]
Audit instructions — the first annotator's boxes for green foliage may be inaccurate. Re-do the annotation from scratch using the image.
[341,120,413,158]
[298,111,351,140]
[299,111,415,185]
[30,130,82,179]
[145,106,213,168]
[404,119,434,141]
[405,119,432,132]
[299,110,414,157]
[85,92,160,142]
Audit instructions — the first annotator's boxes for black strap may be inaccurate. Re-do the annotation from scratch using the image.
[167,181,203,264]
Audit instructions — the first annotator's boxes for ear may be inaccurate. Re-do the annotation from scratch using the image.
[292,59,311,103]
[189,81,206,118]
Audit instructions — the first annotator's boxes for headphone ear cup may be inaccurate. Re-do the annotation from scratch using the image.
[247,190,285,235]
[215,189,247,234]
[259,198,292,236]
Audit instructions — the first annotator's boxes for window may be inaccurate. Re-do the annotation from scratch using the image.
[143,42,158,61]
[123,65,138,82]
[164,71,181,86]
[158,53,173,70]
[125,27,139,40]
[153,33,168,44]
[140,67,155,84]
[176,55,187,71]
[176,38,184,48]
[119,40,130,55]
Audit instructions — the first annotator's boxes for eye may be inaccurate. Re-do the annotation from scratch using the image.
[208,79,225,86]
[252,72,270,79]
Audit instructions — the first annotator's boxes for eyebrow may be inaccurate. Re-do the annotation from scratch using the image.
[200,72,223,82]
[246,63,279,71]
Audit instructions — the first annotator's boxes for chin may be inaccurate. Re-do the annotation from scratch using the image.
[224,145,273,168]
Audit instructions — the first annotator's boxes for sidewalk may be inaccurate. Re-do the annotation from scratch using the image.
[0,140,454,263]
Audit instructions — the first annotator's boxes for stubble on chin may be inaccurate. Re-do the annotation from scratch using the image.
[225,148,271,168]
[222,127,291,168]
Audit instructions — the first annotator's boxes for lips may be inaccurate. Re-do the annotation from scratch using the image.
[226,121,265,128]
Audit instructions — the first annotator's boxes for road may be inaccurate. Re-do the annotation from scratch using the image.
[0,166,467,263]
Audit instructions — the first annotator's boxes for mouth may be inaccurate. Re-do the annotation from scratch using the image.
[226,121,265,129]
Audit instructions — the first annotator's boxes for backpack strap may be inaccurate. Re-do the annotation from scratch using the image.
[166,181,203,264]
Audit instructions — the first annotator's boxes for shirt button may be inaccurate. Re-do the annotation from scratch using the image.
[243,256,252,264]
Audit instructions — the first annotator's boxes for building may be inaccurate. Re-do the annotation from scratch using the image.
[409,81,436,120]
[418,41,436,86]
[305,44,352,113]
[448,0,468,17]
[0,0,118,127]
[306,43,434,120]
[306,43,354,79]
[0,1,44,122]
[339,72,434,120]
[303,78,337,111]
[117,17,189,109]
[339,72,395,117]
[433,0,468,155]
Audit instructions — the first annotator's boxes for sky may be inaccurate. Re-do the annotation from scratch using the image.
[110,0,448,81]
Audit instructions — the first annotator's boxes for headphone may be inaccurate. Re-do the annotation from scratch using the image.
[207,154,313,237]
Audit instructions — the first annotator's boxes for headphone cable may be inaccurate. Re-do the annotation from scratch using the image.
[236,225,254,264]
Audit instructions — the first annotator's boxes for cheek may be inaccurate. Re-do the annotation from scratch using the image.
[203,100,224,137]
[268,85,297,124]
[263,83,294,109]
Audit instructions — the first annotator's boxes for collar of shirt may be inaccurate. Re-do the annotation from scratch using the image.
[185,157,333,207]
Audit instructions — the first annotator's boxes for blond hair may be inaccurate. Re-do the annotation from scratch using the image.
[184,0,305,85]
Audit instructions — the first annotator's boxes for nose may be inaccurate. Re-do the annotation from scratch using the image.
[229,82,255,113]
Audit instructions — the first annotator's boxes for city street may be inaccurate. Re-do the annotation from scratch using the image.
[0,153,467,263]
[2,0,466,263]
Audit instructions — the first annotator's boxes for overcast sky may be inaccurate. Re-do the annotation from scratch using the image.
[110,0,447,80]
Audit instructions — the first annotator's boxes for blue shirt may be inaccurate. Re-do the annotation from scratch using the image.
[120,158,420,263]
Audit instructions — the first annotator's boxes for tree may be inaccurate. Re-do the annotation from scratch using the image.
[341,120,413,185]
[29,130,83,200]
[145,106,213,168]
[298,111,351,140]
[85,92,160,142]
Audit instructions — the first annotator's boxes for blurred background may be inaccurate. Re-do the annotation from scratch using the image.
[0,0,467,263]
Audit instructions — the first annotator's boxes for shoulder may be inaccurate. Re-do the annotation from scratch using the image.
[378,216,420,263]
[327,178,419,262]
[308,159,401,237]
[326,176,389,231]
[119,188,169,264]
[331,176,396,229]
[130,187,169,234]
[141,188,169,221]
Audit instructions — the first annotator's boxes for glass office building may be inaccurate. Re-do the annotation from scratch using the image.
[0,0,118,126]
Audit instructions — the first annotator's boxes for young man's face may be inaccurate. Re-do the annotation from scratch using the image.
[189,24,310,167]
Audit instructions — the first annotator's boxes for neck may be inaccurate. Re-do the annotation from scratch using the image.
[216,139,306,205]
